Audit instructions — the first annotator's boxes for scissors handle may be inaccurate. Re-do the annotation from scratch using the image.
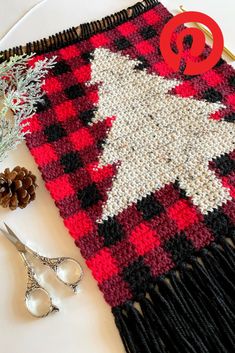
[37,255,83,292]
[24,261,59,318]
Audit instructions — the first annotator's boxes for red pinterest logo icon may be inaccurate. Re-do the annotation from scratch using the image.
[160,11,224,75]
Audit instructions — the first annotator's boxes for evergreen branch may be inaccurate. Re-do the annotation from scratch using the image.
[0,53,56,163]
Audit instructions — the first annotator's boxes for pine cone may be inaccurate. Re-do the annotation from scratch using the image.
[0,166,37,210]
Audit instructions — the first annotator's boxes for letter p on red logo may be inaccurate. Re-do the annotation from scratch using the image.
[160,11,224,75]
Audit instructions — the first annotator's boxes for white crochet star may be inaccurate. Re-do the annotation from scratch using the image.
[89,48,235,221]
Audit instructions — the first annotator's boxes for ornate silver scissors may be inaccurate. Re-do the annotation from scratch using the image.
[1,223,83,318]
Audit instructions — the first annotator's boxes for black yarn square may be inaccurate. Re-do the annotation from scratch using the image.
[81,51,94,63]
[224,113,235,123]
[204,209,235,239]
[60,152,83,173]
[97,139,105,150]
[174,180,187,199]
[65,84,85,99]
[36,95,51,113]
[214,58,225,68]
[157,47,161,56]
[140,26,157,40]
[164,232,194,265]
[77,183,102,209]
[213,154,235,176]
[98,217,124,247]
[115,37,132,50]
[122,258,153,296]
[183,74,198,81]
[137,194,164,220]
[53,61,71,76]
[134,56,150,71]
[229,75,235,87]
[80,109,96,125]
[44,123,66,142]
[203,88,222,103]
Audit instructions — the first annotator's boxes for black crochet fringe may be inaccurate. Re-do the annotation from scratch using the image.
[0,0,159,62]
[112,236,235,353]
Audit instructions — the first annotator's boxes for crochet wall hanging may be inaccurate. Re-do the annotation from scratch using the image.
[1,1,234,352]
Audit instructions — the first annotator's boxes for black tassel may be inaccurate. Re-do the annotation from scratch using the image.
[125,302,159,353]
[157,276,217,352]
[180,266,235,351]
[140,297,171,353]
[169,271,228,353]
[190,257,235,319]
[201,250,235,297]
[113,238,235,353]
[149,288,204,353]
[210,243,234,277]
[112,307,139,353]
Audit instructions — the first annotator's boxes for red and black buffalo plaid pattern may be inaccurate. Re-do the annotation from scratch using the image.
[6,0,234,311]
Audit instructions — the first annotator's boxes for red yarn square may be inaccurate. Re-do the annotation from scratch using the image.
[27,55,44,67]
[156,183,180,208]
[64,211,93,239]
[69,127,94,150]
[100,275,132,307]
[44,77,62,94]
[87,162,114,183]
[130,223,160,255]
[46,175,74,201]
[222,176,235,198]
[142,9,160,25]
[223,199,235,223]
[145,246,173,277]
[22,114,41,133]
[210,110,223,121]
[202,70,222,87]
[74,65,91,83]
[59,45,80,60]
[168,200,199,230]
[55,101,76,121]
[90,33,109,48]
[31,144,57,166]
[87,249,119,283]
[227,93,235,108]
[111,240,137,269]
[136,41,154,55]
[174,81,197,98]
[86,90,99,104]
[118,22,137,36]
[151,212,178,242]
[153,61,174,76]
[186,223,213,250]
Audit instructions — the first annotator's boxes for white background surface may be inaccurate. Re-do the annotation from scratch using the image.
[0,1,234,353]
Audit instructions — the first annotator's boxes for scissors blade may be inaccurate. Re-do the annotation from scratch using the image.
[1,223,26,252]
